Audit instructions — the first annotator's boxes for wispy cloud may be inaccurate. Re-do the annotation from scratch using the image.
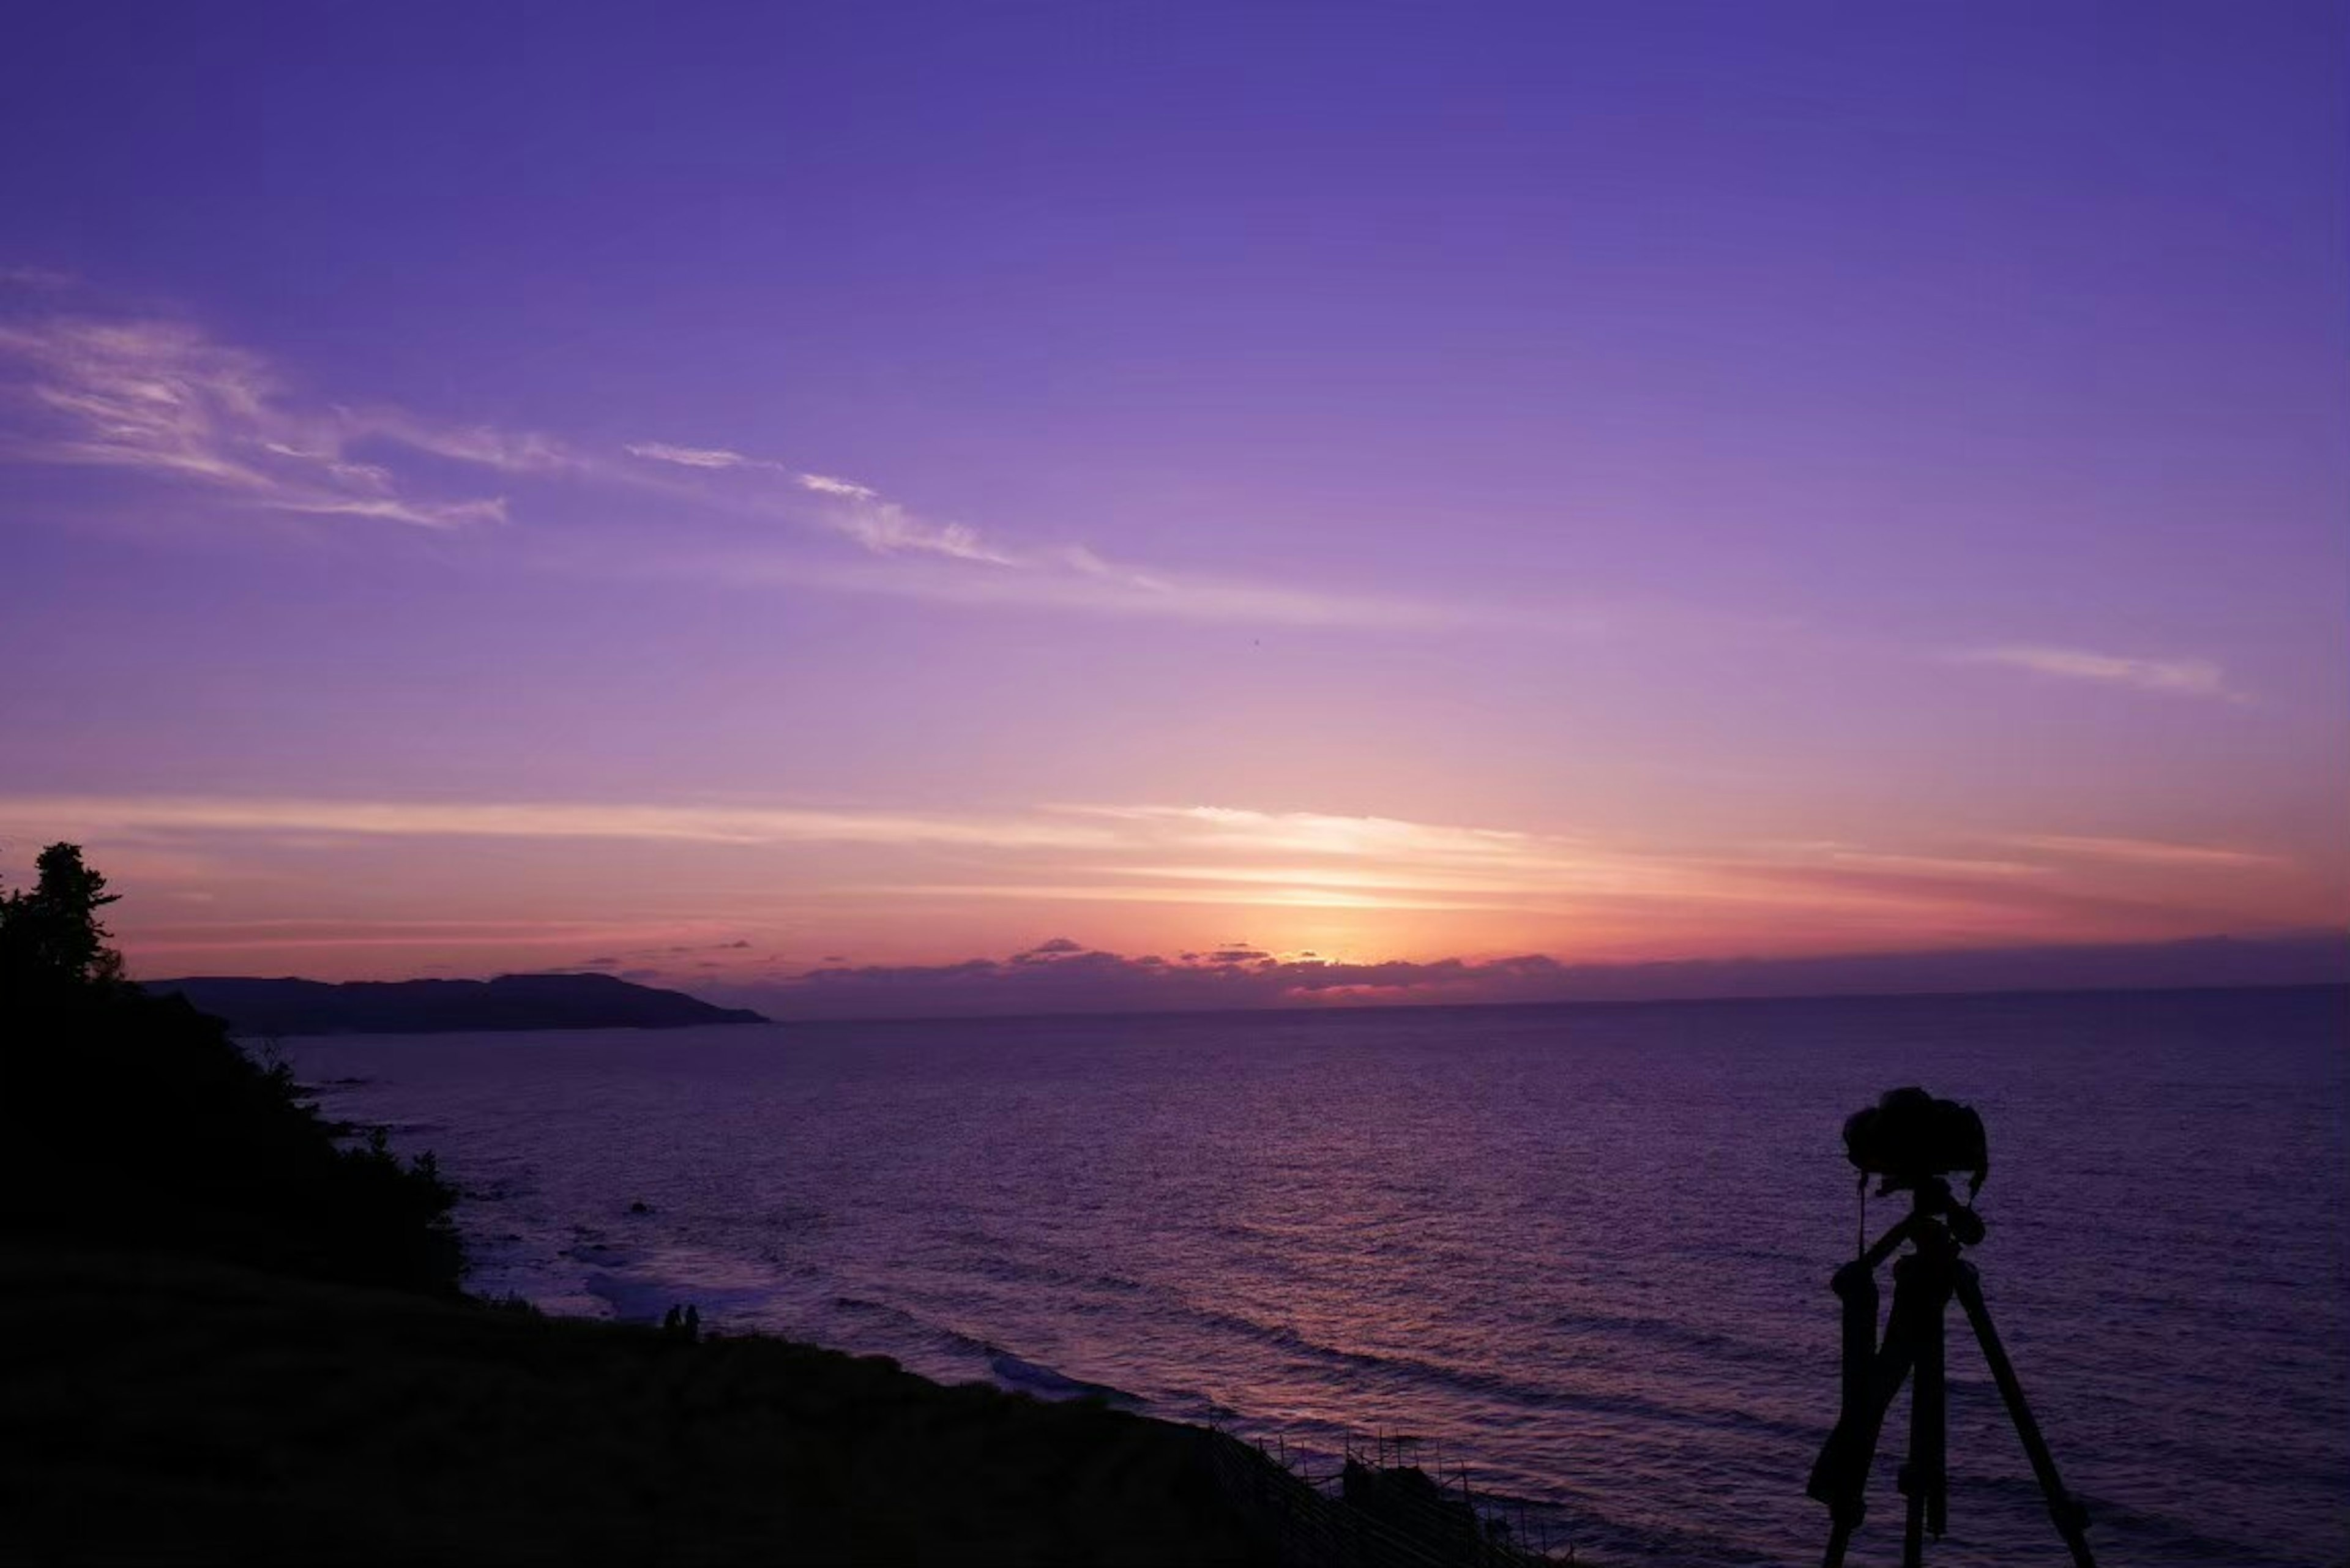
[625,440,1013,562]
[1766,842,2047,880]
[824,495,1016,564]
[874,881,1505,912]
[128,916,667,953]
[8,792,2291,925]
[8,789,2319,980]
[1066,804,1540,859]
[619,434,1452,623]
[0,315,507,528]
[624,441,770,471]
[624,436,1412,613]
[2,794,1601,895]
[1954,644,2238,700]
[0,795,1113,851]
[2009,834,2280,868]
[372,414,579,477]
[0,289,1456,625]
[624,442,892,517]
[712,549,1451,627]
[796,472,877,500]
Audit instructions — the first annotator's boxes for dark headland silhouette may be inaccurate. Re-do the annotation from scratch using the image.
[6,842,1532,1566]
[145,971,767,1036]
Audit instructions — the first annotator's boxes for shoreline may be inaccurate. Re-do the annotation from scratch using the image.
[2,1241,1559,1567]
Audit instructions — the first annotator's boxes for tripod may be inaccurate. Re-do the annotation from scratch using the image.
[1806,1176,2095,1567]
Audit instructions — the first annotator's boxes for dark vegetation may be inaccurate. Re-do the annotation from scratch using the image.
[1,1249,1292,1567]
[3,844,1524,1566]
[2,844,463,1294]
[146,971,767,1036]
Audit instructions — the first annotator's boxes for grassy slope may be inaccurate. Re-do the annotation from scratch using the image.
[1,1245,1307,1567]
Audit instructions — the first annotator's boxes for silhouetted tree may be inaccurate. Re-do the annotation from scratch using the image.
[1,843,463,1294]
[0,841,126,998]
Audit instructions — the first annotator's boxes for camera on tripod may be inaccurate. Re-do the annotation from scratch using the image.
[1841,1086,1987,1198]
[1810,1087,2095,1568]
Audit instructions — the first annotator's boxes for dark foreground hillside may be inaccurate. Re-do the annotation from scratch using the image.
[0,1245,1501,1568]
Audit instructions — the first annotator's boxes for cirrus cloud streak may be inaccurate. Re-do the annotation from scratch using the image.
[1953,644,2240,701]
[4,792,2316,979]
[0,294,1455,628]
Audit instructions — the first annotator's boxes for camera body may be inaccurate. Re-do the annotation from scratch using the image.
[1842,1086,1988,1195]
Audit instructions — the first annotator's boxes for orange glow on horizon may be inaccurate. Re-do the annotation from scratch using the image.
[7,788,2335,998]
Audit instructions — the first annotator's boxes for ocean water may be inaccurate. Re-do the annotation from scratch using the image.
[288,985,2348,1566]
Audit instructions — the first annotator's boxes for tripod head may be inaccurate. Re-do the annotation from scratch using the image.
[1843,1086,1988,1199]
[1842,1091,1991,1272]
[1893,1173,1986,1252]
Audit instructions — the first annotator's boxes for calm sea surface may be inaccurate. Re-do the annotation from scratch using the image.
[289,986,2348,1566]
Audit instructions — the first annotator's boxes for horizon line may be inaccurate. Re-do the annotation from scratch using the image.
[145,969,2348,1034]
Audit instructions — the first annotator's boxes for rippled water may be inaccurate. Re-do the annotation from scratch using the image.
[289,985,2348,1566]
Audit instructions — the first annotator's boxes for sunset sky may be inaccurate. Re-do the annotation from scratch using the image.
[3,5,2343,1012]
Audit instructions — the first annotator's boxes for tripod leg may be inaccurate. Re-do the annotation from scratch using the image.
[1817,1259,1879,1568]
[1809,1315,1913,1520]
[1813,1258,1937,1565]
[1899,1250,1950,1568]
[1952,1263,2097,1568]
[1837,1258,1878,1422]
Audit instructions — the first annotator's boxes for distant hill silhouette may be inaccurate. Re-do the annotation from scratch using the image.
[144,973,766,1035]
[747,930,2350,1020]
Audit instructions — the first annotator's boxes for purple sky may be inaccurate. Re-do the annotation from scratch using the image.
[2,4,2343,1007]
